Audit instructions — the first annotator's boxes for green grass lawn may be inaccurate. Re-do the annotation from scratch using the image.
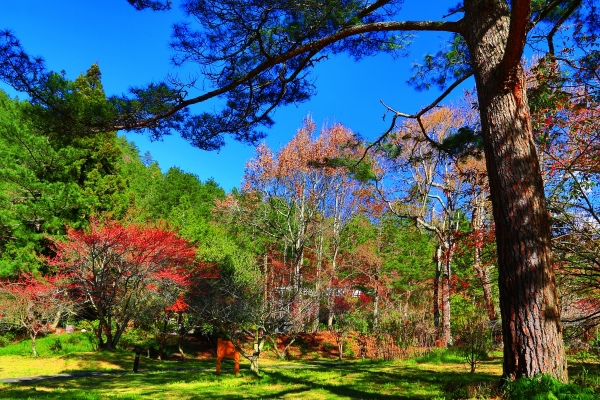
[0,335,504,400]
[0,334,599,399]
[0,357,504,399]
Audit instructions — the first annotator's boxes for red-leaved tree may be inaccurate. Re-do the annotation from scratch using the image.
[48,219,196,350]
[0,273,74,357]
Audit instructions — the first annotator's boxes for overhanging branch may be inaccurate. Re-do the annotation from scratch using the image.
[112,20,464,131]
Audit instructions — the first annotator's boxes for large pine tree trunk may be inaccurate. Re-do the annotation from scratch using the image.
[463,0,567,381]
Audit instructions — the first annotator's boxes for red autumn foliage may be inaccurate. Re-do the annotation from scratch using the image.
[47,219,197,350]
[165,295,189,313]
[0,273,73,357]
[332,295,352,315]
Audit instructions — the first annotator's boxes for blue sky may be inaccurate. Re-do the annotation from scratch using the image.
[2,1,467,191]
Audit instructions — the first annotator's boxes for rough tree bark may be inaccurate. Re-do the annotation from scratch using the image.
[463,0,567,380]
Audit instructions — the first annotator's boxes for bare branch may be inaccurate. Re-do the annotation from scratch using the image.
[357,71,474,166]
[545,0,582,55]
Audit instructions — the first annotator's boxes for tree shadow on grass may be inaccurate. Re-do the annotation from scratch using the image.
[0,360,502,399]
[257,361,500,399]
[59,351,215,374]
[1,371,205,399]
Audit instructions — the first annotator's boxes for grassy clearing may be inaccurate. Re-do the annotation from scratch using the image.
[0,332,96,357]
[0,357,504,399]
[0,351,201,379]
[0,333,181,378]
[0,338,505,400]
[1,334,600,399]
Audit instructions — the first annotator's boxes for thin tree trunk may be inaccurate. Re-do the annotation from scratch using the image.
[157,316,169,360]
[441,252,451,346]
[105,315,114,350]
[433,246,442,340]
[249,329,264,375]
[373,280,379,331]
[96,317,107,350]
[464,0,567,380]
[177,312,186,360]
[473,195,498,322]
[30,333,38,358]
[327,243,341,330]
[267,334,298,360]
[250,356,259,374]
[112,325,124,350]
[312,230,324,332]
[327,305,334,328]
[51,310,62,330]
[262,252,269,329]
[475,263,498,322]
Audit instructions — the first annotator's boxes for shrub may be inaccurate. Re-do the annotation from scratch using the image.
[343,339,355,358]
[321,341,334,351]
[120,328,157,351]
[49,337,63,352]
[413,348,463,364]
[65,334,82,345]
[0,332,16,347]
[377,311,416,360]
[455,320,492,373]
[503,374,597,400]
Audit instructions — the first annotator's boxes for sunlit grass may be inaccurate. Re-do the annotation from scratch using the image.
[0,355,503,399]
[6,341,600,399]
[0,332,97,357]
[0,333,216,379]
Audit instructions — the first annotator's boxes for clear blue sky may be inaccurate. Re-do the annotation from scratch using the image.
[2,1,466,192]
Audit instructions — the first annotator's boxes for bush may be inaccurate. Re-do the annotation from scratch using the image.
[413,348,463,364]
[455,320,492,373]
[49,338,63,352]
[65,334,82,345]
[343,339,355,358]
[321,341,334,351]
[503,374,597,400]
[120,328,157,351]
[377,311,417,358]
[0,332,16,347]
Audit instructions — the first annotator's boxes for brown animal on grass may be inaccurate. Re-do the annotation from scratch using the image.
[216,338,240,375]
